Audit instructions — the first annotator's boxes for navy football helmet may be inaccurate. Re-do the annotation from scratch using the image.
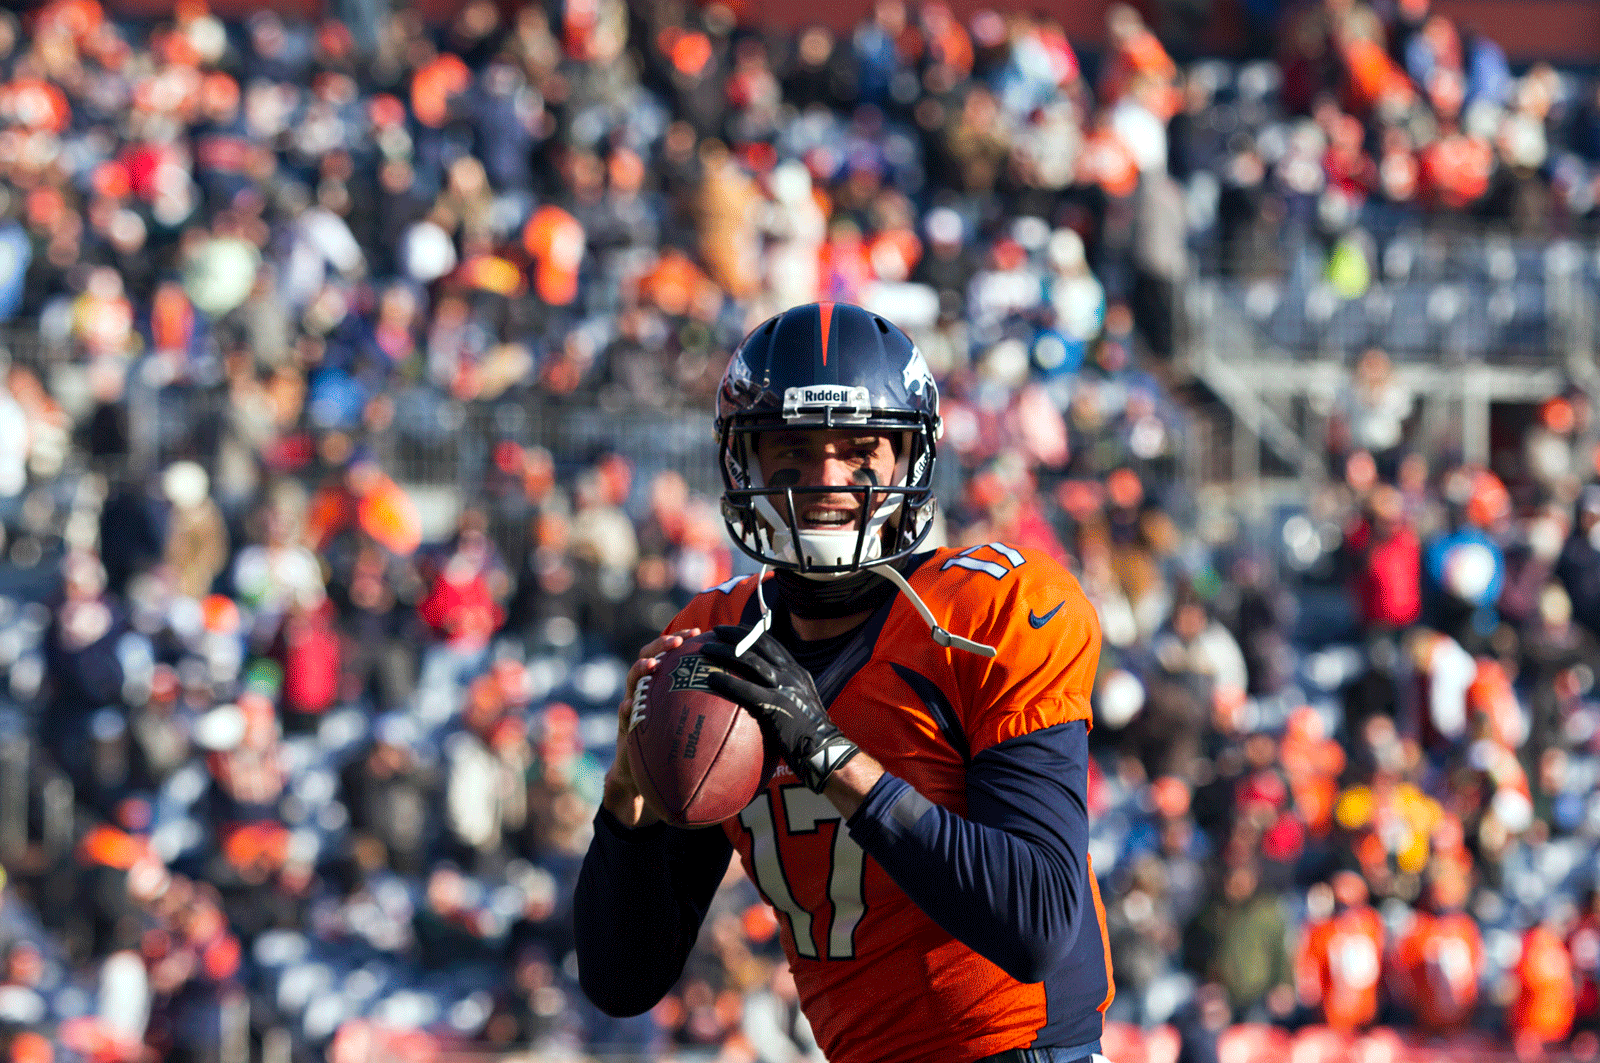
[716,302,941,576]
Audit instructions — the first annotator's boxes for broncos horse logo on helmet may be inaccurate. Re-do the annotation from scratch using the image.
[716,302,942,578]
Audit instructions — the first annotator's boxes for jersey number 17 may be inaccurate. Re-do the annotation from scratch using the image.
[740,783,866,960]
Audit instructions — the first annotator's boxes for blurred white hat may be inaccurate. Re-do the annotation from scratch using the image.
[1047,228,1086,272]
[770,160,813,205]
[1096,668,1145,729]
[162,461,209,510]
[925,207,963,246]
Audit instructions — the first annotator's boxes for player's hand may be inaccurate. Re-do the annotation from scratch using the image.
[603,628,701,828]
[701,625,859,794]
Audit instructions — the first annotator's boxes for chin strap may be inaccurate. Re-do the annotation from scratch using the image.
[869,562,997,658]
[734,566,774,657]
[734,560,995,659]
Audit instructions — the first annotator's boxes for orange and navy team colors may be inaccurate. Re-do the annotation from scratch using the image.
[1392,908,1484,1032]
[575,544,1114,1063]
[1296,904,1386,1031]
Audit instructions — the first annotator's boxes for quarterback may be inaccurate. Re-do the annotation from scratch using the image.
[574,303,1113,1063]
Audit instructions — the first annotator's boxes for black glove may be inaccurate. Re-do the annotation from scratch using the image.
[701,624,860,793]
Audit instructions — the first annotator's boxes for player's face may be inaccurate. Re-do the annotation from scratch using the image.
[754,429,898,531]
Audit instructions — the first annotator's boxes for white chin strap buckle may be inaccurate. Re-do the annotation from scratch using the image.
[735,569,775,656]
[870,562,997,658]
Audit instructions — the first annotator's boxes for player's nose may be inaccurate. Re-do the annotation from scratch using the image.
[815,456,856,489]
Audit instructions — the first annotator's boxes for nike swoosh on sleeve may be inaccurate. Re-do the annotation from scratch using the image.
[1028,602,1064,628]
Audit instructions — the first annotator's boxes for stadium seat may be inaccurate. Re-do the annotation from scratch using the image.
[1544,240,1582,278]
[1326,295,1371,353]
[1400,1030,1503,1062]
[1244,280,1282,324]
[1482,237,1517,284]
[1269,281,1312,350]
[1236,61,1283,104]
[1382,239,1415,283]
[1444,283,1491,357]
[1513,242,1543,281]
[1416,236,1450,282]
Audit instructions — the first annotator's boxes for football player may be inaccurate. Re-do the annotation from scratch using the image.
[575,303,1113,1063]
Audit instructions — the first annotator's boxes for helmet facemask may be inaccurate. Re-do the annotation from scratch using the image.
[719,416,938,578]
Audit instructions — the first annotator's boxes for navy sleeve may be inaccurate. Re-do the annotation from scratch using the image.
[844,721,1093,985]
[573,808,735,1017]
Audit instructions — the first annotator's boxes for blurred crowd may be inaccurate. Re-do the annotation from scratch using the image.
[0,0,1592,1062]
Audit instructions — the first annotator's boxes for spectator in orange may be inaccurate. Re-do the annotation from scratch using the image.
[522,205,585,307]
[818,218,876,304]
[308,452,422,559]
[1296,872,1386,1031]
[1420,93,1494,211]
[1077,111,1141,201]
[410,50,471,128]
[1510,916,1577,1051]
[1099,4,1175,110]
[1339,36,1415,118]
[1391,870,1484,1033]
[918,2,972,78]
[1570,888,1600,1039]
[1281,707,1345,838]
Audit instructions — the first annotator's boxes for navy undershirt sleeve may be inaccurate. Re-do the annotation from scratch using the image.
[844,721,1092,985]
[574,808,735,1017]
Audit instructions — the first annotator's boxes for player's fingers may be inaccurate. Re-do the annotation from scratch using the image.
[623,656,654,697]
[637,627,702,663]
[623,628,703,696]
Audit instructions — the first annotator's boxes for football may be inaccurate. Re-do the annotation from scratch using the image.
[625,633,778,827]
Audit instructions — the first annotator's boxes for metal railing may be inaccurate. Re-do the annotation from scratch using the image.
[1182,227,1600,487]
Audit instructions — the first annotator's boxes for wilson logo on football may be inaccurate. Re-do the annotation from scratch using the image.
[669,655,717,692]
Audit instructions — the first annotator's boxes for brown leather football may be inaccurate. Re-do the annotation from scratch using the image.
[625,633,778,827]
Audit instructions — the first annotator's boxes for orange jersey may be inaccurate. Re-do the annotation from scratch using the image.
[1511,926,1576,1043]
[1393,912,1483,1031]
[667,544,1111,1063]
[1297,907,1384,1030]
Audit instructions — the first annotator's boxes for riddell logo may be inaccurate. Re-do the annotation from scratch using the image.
[798,386,853,404]
[783,385,869,414]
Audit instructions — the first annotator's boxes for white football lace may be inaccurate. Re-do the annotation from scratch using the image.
[629,675,650,731]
